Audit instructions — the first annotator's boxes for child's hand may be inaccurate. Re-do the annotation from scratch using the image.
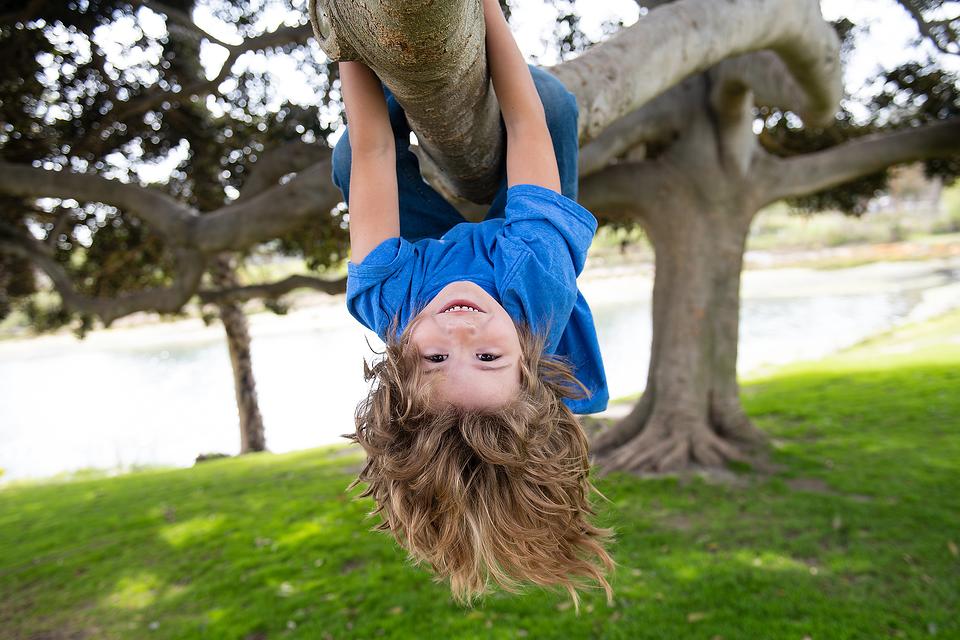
[340,61,400,263]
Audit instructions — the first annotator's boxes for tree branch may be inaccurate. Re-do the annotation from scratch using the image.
[313,0,840,201]
[0,232,205,326]
[898,0,959,56]
[578,75,700,177]
[133,0,232,49]
[240,141,333,200]
[756,117,960,206]
[0,162,196,243]
[194,158,343,252]
[106,23,314,128]
[578,159,681,225]
[310,0,501,203]
[198,274,347,305]
[711,51,811,116]
[552,0,840,141]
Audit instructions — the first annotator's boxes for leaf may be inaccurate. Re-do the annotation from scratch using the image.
[948,540,958,558]
[687,612,708,623]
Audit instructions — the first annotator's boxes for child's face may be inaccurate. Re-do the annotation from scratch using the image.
[409,281,522,409]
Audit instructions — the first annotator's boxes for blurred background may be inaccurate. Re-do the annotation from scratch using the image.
[1,1,958,638]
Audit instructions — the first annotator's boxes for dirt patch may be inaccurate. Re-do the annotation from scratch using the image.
[786,477,873,502]
[340,558,367,575]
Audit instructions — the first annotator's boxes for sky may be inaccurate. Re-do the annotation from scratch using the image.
[188,0,960,95]
[110,0,959,182]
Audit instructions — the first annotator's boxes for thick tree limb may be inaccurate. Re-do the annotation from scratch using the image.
[579,51,813,178]
[0,152,346,322]
[195,158,342,252]
[0,162,196,242]
[239,141,333,199]
[756,117,960,206]
[310,0,501,203]
[552,0,840,141]
[712,52,811,116]
[312,0,840,201]
[0,233,205,326]
[578,159,681,225]
[578,76,699,177]
[198,274,347,305]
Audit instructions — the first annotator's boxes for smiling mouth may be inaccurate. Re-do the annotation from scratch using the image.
[439,299,485,314]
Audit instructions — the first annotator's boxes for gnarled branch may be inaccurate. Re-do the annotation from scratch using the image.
[898,0,959,56]
[755,117,960,206]
[578,159,681,225]
[551,0,841,138]
[198,274,347,305]
[239,141,333,200]
[0,232,205,326]
[0,162,196,242]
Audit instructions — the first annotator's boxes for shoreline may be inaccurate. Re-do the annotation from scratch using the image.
[2,252,959,356]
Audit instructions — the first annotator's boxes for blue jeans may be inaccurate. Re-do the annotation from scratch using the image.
[331,65,580,243]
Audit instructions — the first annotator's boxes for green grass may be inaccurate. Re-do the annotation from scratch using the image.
[3,314,960,639]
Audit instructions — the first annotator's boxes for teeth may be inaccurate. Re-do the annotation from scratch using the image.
[443,305,480,313]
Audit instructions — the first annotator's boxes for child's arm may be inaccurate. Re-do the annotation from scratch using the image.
[339,61,400,263]
[483,0,562,192]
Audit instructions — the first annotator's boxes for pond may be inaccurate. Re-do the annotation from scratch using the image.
[1,257,958,482]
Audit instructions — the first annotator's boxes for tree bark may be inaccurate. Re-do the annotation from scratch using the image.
[208,254,267,454]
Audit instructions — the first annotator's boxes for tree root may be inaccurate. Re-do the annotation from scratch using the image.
[711,399,769,449]
[589,397,651,456]
[597,414,751,475]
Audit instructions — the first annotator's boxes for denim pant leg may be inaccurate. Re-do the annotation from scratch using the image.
[484,65,580,220]
[331,87,467,243]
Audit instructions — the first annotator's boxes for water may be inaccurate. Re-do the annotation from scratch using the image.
[1,258,958,482]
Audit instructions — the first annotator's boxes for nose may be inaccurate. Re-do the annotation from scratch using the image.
[436,313,482,335]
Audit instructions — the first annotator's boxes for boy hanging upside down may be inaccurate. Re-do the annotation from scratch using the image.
[333,0,614,606]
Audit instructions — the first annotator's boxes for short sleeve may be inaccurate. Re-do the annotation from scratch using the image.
[501,184,598,275]
[346,237,416,337]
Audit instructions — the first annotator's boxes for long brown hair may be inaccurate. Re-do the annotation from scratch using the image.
[350,322,614,608]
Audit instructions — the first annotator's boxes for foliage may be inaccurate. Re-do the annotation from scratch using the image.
[2,310,959,638]
[0,0,348,333]
[761,13,960,215]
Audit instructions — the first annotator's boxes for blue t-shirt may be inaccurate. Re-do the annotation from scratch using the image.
[346,183,609,414]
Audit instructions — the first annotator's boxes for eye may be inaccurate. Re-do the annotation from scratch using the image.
[424,354,448,363]
[476,353,500,362]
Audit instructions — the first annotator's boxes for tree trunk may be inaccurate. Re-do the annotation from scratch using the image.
[591,204,767,473]
[209,253,266,453]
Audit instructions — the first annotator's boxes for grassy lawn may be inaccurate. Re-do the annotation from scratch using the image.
[2,313,959,639]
